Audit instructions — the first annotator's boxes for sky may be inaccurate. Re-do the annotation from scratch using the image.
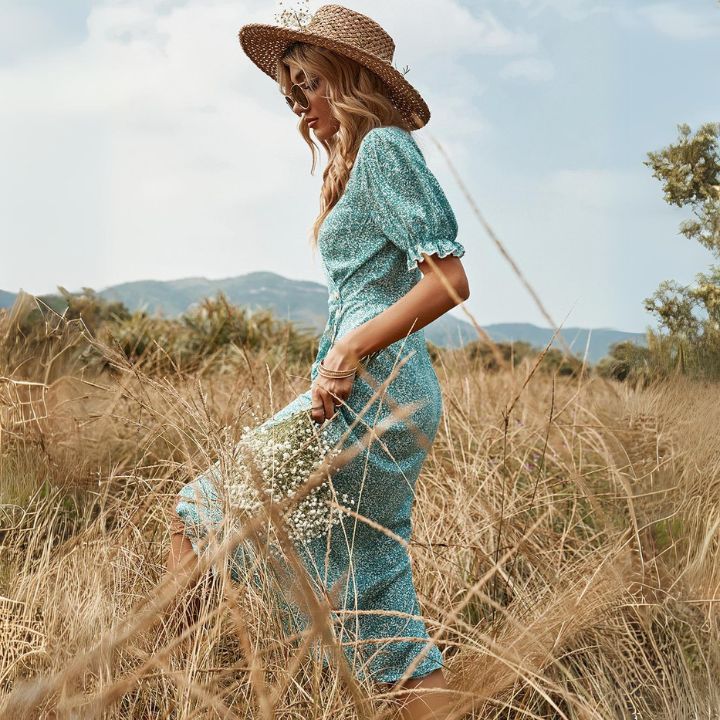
[1,0,719,333]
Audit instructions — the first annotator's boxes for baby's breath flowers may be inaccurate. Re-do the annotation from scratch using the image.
[223,407,354,544]
[273,0,312,30]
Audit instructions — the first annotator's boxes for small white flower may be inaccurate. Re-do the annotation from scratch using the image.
[221,407,352,543]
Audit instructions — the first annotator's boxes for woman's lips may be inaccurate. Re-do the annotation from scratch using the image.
[308,118,318,128]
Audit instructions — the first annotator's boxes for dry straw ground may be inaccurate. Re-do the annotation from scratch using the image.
[0,292,719,720]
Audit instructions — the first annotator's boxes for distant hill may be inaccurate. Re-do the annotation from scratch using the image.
[482,323,647,365]
[0,290,16,309]
[1,273,648,362]
[100,273,330,334]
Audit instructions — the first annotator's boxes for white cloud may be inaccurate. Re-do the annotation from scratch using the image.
[353,0,539,57]
[508,0,720,36]
[500,57,555,82]
[510,0,611,21]
[635,3,720,40]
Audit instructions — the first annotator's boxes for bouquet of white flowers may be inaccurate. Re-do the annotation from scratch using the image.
[223,407,354,544]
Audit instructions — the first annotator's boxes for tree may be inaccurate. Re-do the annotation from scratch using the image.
[642,122,720,377]
[644,122,720,255]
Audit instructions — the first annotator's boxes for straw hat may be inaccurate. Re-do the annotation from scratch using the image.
[238,4,431,129]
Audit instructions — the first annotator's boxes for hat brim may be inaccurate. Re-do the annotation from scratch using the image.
[238,23,430,129]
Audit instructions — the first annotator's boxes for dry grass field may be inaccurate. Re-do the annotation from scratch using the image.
[0,297,718,719]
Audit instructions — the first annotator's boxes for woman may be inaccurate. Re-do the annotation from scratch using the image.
[167,5,470,719]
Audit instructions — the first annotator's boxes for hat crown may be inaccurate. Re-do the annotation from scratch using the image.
[305,4,395,64]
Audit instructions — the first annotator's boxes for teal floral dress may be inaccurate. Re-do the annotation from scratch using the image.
[175,125,466,684]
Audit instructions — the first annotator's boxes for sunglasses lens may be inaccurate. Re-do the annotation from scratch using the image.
[291,85,309,109]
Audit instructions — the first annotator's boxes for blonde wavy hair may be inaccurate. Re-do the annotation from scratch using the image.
[276,42,412,251]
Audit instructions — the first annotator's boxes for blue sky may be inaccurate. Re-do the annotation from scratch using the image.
[0,0,718,332]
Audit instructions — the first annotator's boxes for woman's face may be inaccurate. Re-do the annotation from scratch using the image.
[287,63,339,141]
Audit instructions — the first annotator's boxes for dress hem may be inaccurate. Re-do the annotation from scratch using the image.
[371,654,445,686]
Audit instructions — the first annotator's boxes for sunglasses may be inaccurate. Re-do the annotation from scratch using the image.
[283,76,320,112]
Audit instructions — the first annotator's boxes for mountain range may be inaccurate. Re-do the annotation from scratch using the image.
[1,272,647,363]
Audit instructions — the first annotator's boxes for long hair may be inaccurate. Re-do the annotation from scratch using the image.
[276,42,412,251]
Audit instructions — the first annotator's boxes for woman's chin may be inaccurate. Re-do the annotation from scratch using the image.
[308,122,338,140]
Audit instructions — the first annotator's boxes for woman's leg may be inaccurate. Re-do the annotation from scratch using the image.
[166,530,196,574]
[392,668,452,720]
[165,500,200,580]
[163,505,211,629]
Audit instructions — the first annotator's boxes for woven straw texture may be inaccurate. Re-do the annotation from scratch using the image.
[239,4,430,129]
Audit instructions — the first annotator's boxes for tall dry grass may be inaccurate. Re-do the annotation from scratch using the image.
[0,296,719,719]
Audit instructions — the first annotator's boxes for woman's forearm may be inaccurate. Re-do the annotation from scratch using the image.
[336,256,470,363]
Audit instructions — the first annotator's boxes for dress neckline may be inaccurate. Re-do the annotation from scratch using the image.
[318,126,409,235]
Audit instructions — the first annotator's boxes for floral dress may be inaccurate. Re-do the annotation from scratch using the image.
[175,125,466,684]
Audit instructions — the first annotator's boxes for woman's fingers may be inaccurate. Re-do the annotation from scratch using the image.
[311,382,336,424]
[311,377,353,424]
[311,382,326,425]
[322,391,335,421]
[315,381,338,421]
[325,380,352,409]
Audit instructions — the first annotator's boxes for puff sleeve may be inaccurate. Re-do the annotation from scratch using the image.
[357,127,465,273]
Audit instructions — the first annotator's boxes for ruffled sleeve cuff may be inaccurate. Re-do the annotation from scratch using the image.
[404,237,466,273]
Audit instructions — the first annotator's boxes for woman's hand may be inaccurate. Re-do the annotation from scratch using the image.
[311,339,361,425]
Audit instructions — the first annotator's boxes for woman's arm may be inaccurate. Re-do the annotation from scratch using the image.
[310,253,469,424]
[333,253,470,366]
